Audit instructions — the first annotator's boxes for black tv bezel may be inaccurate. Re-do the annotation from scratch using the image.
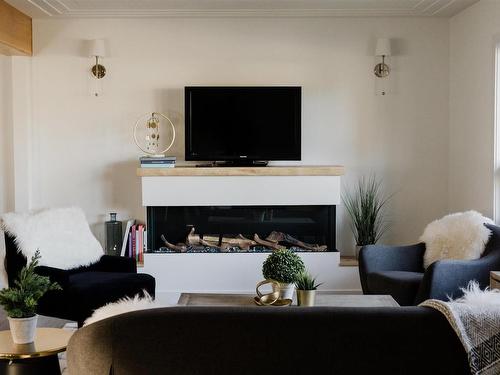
[184,86,302,162]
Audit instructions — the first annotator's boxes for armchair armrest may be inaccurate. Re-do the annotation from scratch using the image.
[415,251,500,304]
[93,256,137,273]
[35,266,70,288]
[359,243,426,293]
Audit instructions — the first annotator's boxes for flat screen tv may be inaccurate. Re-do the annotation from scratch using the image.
[185,86,301,164]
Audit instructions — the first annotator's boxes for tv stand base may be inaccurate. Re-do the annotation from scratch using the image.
[197,161,269,167]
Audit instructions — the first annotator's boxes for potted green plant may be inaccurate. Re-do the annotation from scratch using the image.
[342,176,392,259]
[0,250,61,344]
[295,271,322,306]
[262,249,305,300]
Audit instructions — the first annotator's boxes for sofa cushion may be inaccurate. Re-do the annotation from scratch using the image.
[67,272,155,322]
[367,271,424,306]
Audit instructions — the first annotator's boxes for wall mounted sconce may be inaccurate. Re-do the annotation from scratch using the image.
[89,39,106,78]
[374,38,391,78]
[89,39,106,96]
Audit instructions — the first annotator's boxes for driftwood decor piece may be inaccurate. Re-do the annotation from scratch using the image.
[253,234,286,250]
[265,231,328,252]
[160,227,328,253]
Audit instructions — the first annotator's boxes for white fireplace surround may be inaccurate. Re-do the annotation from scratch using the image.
[138,166,361,304]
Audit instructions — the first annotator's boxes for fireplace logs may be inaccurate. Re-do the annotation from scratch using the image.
[160,228,328,253]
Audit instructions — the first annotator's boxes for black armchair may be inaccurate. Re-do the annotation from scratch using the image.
[359,223,500,306]
[3,234,155,326]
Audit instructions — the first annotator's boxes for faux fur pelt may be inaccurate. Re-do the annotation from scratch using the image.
[84,292,158,326]
[420,211,493,268]
[455,281,500,306]
[1,207,103,270]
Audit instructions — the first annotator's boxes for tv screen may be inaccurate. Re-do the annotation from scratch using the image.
[185,86,301,162]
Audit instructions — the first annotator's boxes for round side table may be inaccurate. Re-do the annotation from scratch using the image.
[0,328,73,375]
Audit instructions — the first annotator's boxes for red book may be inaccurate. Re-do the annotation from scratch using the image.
[128,233,132,257]
[137,225,144,263]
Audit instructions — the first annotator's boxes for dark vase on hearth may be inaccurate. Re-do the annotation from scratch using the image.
[105,212,123,256]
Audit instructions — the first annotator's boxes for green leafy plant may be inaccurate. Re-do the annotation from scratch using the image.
[342,175,392,246]
[262,249,305,284]
[295,271,322,291]
[0,250,61,318]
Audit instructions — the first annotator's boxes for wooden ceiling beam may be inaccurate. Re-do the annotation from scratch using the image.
[0,0,32,56]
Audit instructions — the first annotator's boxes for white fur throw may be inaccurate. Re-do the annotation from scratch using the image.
[420,211,492,268]
[84,292,158,326]
[454,281,500,306]
[1,207,103,270]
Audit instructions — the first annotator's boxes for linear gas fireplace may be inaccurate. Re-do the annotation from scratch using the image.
[147,205,336,253]
[138,166,349,298]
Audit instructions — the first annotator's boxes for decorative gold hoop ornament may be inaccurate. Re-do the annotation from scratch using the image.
[255,279,281,305]
[133,112,176,156]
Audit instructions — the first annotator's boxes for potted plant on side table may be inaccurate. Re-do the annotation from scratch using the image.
[262,249,305,300]
[295,272,322,306]
[0,250,61,344]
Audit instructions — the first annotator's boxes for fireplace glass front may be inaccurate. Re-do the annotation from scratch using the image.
[147,205,336,253]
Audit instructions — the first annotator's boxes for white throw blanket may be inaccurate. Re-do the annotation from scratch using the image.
[420,282,500,375]
[420,211,493,268]
[84,291,159,326]
[1,207,103,270]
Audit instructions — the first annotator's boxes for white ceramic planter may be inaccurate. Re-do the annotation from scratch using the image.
[273,282,295,300]
[8,315,38,344]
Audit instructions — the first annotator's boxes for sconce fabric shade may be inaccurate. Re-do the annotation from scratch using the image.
[89,39,106,57]
[375,38,391,56]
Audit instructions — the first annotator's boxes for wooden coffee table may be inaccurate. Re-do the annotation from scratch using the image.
[178,292,399,307]
[0,327,73,375]
[491,271,500,289]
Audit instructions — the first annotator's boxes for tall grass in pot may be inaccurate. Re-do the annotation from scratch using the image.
[342,176,392,258]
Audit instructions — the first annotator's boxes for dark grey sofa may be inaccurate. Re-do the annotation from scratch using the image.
[67,306,470,375]
[359,223,500,306]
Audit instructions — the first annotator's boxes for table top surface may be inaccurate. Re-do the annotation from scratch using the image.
[0,328,73,359]
[178,293,399,307]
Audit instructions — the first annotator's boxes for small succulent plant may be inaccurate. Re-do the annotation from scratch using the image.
[295,271,322,291]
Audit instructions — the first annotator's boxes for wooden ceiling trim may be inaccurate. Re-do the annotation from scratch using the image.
[0,0,32,56]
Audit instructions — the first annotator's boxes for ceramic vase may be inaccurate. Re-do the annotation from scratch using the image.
[273,282,295,300]
[8,315,38,344]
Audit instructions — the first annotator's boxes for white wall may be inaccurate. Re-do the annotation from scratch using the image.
[449,0,500,218]
[0,55,14,288]
[0,55,14,215]
[22,17,450,253]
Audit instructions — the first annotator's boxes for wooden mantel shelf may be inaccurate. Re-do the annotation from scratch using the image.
[137,165,345,177]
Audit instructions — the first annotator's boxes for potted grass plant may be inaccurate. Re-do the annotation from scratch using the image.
[262,249,305,300]
[295,271,322,306]
[0,250,61,344]
[342,175,392,259]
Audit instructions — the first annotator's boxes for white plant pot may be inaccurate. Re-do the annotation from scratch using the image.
[8,315,38,344]
[273,282,295,300]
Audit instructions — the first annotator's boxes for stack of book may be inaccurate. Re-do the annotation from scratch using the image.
[140,156,176,168]
[120,220,146,265]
